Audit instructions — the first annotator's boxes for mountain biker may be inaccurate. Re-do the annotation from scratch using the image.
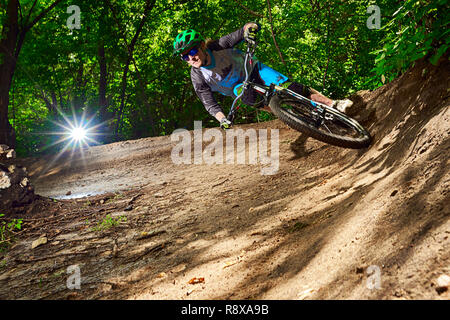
[173,23,353,130]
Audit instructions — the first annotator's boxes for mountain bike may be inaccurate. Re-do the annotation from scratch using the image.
[227,31,371,149]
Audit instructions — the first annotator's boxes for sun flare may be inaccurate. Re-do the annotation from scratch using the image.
[70,127,87,141]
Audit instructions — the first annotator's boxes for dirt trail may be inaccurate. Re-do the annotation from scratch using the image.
[0,57,449,300]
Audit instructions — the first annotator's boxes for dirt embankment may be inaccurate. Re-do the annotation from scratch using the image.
[0,56,449,300]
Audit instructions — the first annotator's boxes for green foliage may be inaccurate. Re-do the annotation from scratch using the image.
[370,0,449,86]
[289,221,309,233]
[3,0,447,156]
[0,214,23,252]
[91,214,127,232]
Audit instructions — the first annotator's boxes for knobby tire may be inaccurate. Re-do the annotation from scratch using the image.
[269,94,371,149]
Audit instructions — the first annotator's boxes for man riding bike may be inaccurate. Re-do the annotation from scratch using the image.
[173,22,353,130]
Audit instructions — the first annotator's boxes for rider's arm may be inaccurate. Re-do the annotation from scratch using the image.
[191,68,224,120]
[209,22,257,51]
[215,27,244,50]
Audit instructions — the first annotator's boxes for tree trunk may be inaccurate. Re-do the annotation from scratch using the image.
[0,0,63,147]
[109,0,156,139]
[72,63,86,111]
[135,72,156,136]
[51,91,58,115]
[0,0,19,148]
[98,40,110,121]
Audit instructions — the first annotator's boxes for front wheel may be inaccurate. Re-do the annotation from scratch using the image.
[269,94,371,149]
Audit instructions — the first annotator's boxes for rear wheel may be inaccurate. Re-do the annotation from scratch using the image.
[269,94,371,149]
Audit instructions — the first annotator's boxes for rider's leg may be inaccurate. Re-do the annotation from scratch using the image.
[287,83,333,106]
[247,68,337,113]
[298,86,353,113]
[309,88,333,107]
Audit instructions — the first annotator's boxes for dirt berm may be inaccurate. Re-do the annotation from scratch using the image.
[1,56,448,300]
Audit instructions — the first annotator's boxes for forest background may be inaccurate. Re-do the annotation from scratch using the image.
[0,0,448,156]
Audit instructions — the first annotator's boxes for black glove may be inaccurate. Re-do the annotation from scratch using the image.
[220,118,232,130]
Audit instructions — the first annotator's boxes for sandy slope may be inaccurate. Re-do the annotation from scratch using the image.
[0,57,448,300]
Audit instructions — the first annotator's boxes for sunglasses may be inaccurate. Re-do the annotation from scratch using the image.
[181,46,200,61]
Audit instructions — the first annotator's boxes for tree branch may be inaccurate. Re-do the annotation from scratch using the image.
[322,4,334,91]
[25,0,64,31]
[17,0,24,28]
[266,0,290,77]
[105,0,157,137]
[23,0,38,29]
[232,0,264,18]
[14,0,64,59]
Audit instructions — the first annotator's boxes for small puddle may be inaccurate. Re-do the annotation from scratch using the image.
[48,191,106,200]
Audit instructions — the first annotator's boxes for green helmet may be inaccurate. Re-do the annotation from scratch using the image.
[173,29,204,56]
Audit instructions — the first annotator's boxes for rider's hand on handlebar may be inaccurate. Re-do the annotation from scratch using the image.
[220,118,232,130]
[244,22,259,44]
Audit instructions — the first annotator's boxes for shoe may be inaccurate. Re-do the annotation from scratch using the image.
[332,99,353,113]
